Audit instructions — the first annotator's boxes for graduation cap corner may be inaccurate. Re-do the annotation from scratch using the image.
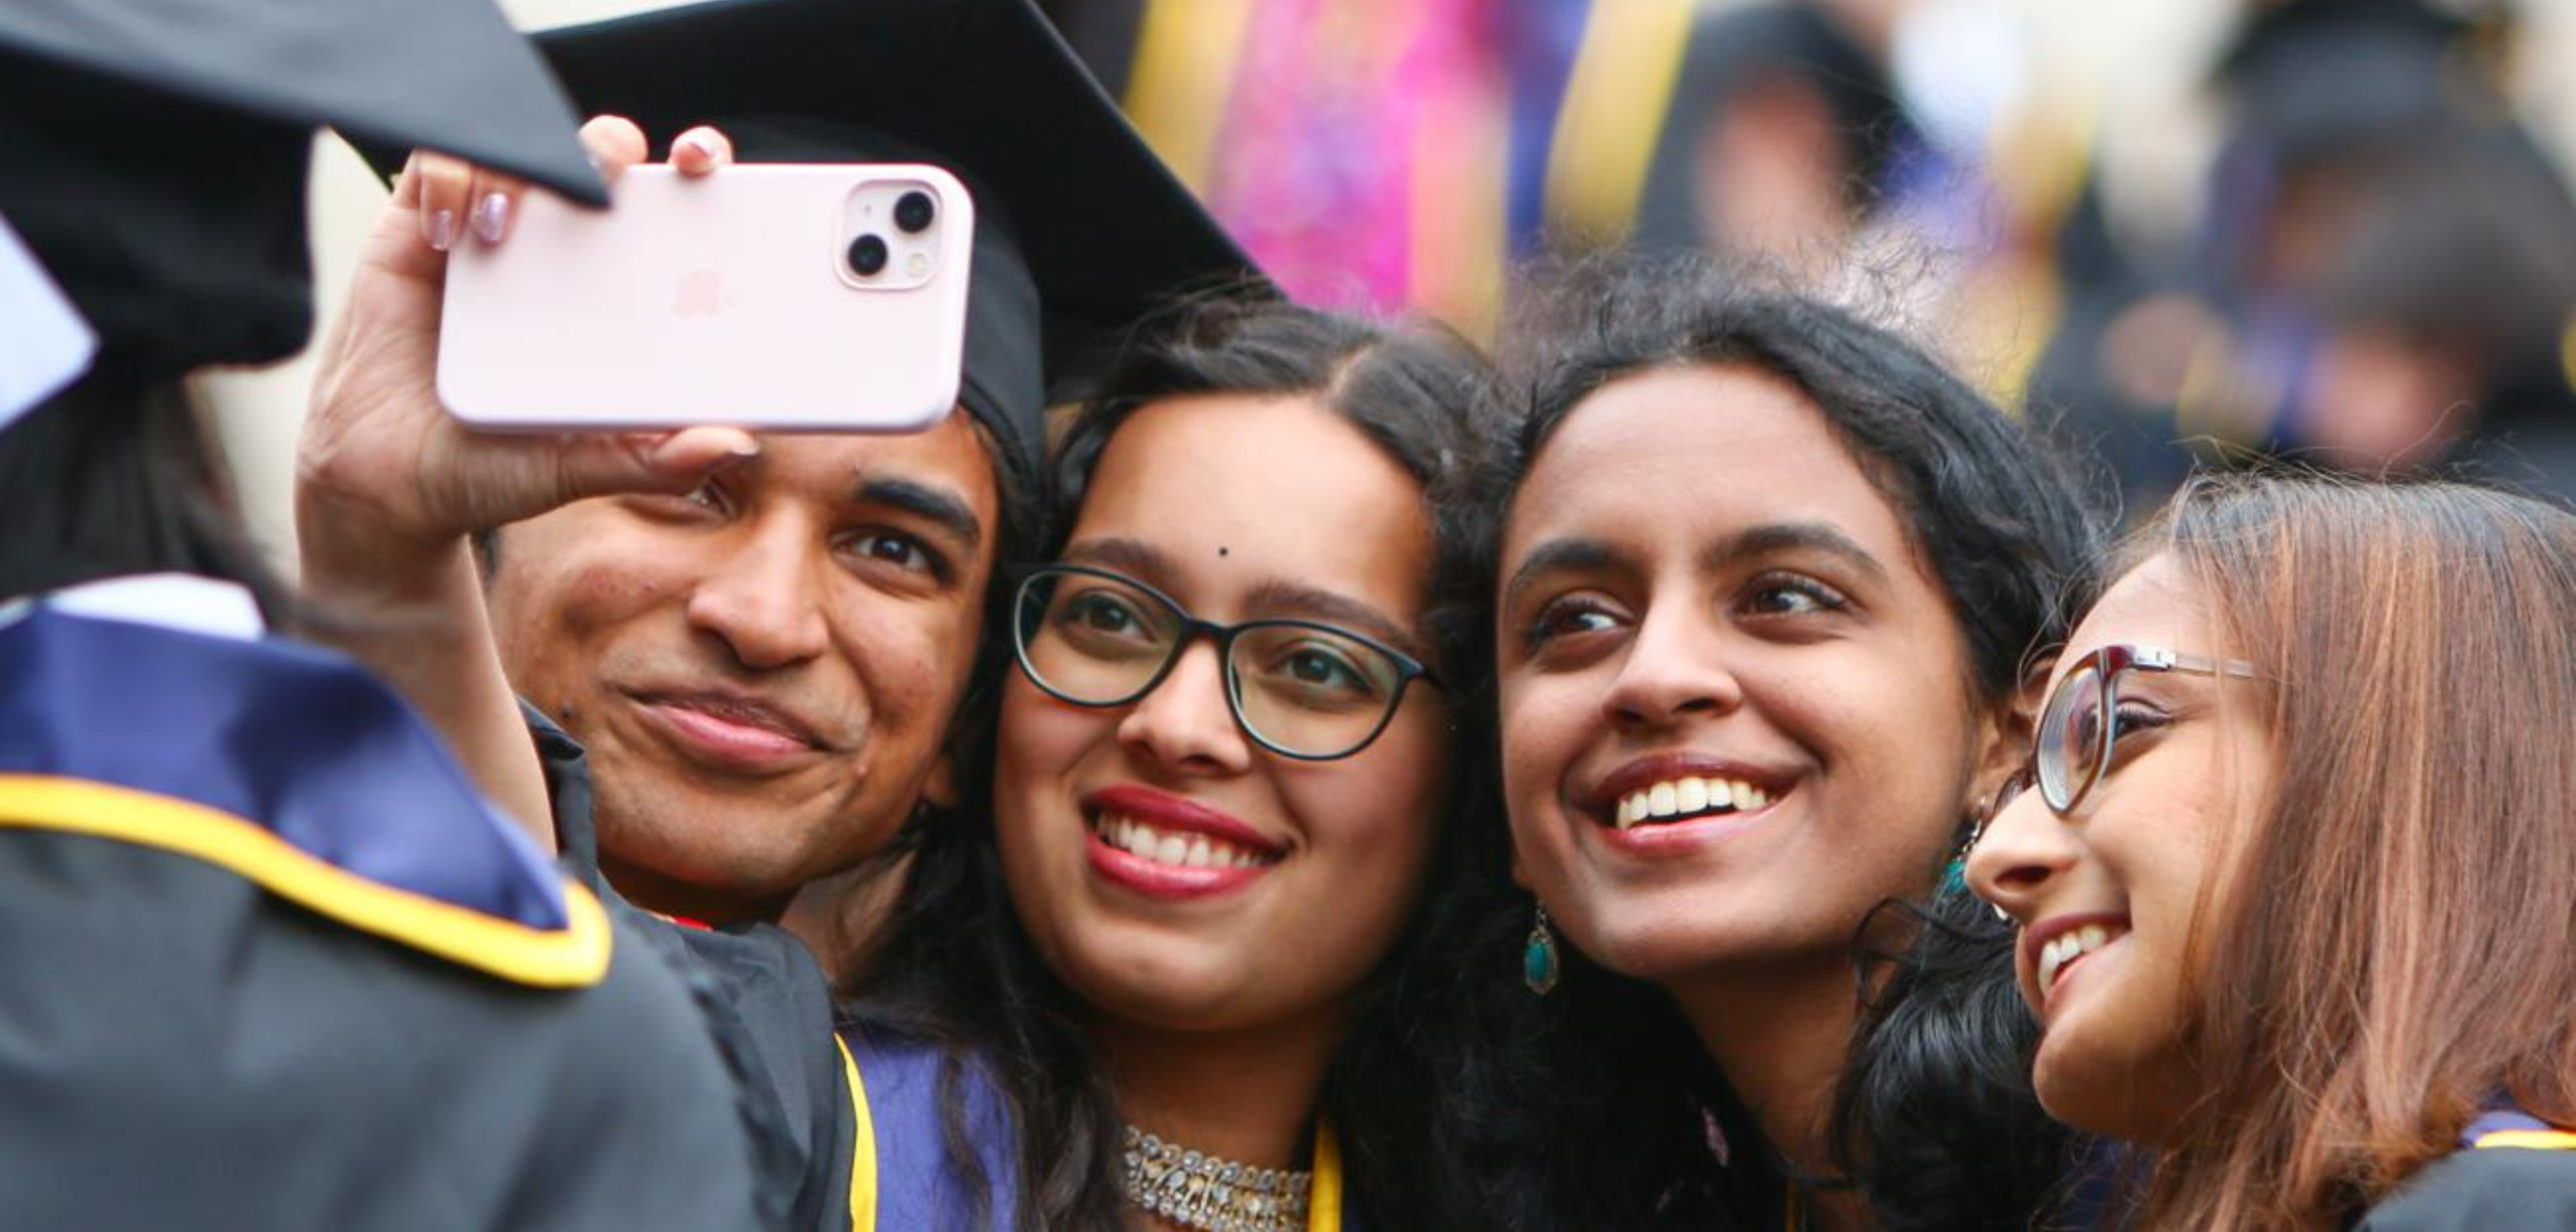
[0,0,604,389]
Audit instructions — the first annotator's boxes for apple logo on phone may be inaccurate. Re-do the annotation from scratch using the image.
[673,268,730,319]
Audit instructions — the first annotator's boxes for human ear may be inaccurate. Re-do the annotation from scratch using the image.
[1969,658,2052,814]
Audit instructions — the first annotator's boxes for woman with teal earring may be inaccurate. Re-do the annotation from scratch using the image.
[1440,254,2104,1232]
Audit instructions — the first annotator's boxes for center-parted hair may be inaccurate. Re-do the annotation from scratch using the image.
[2128,472,2576,1232]
[844,290,1502,1232]
[1428,252,2103,1231]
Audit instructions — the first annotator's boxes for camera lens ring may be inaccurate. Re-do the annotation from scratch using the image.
[893,190,936,235]
[847,233,891,277]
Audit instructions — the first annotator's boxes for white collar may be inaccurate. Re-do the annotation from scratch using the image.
[0,573,265,641]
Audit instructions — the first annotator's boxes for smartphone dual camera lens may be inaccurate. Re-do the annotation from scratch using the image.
[847,234,891,277]
[893,190,936,234]
[842,181,942,287]
[849,193,934,276]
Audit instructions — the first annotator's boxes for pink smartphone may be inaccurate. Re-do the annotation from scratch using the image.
[436,164,973,432]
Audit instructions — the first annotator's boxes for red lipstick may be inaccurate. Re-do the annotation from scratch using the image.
[1079,785,1283,902]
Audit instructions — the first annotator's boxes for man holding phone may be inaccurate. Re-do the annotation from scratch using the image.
[299,2,1254,1222]
[305,0,1252,927]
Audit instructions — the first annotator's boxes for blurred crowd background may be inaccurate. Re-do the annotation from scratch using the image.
[207,0,2576,556]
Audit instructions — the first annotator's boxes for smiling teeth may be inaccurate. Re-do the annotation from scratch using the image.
[2037,923,2127,990]
[1093,813,1272,870]
[1614,777,1773,828]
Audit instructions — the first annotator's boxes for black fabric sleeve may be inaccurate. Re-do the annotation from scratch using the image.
[526,699,857,1232]
[672,921,862,1232]
[506,906,775,1232]
[523,698,604,892]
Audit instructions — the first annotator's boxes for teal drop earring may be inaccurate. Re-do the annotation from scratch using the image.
[1941,851,1972,898]
[1941,795,1991,898]
[1523,903,1560,995]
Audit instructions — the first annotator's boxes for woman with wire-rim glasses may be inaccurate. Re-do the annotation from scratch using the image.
[1970,471,2576,1231]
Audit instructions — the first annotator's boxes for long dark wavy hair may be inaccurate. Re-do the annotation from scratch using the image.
[1419,253,2105,1231]
[840,291,1502,1231]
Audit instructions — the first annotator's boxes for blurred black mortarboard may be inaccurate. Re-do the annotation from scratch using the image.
[0,0,602,393]
[2213,0,2491,163]
[490,0,1262,471]
[1632,2,1920,256]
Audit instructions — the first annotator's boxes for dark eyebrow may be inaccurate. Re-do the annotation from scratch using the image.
[1060,537,1174,581]
[1502,537,1622,612]
[1241,580,1422,655]
[854,475,983,550]
[1062,537,1422,654]
[1706,520,1889,584]
[1501,522,1887,611]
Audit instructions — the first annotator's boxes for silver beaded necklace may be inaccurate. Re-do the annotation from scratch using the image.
[1120,1124,1313,1232]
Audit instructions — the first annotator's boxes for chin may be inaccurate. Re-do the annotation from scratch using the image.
[1057,933,1268,1030]
[607,806,830,894]
[2036,1083,2169,1147]
[2033,1043,2189,1146]
[1569,897,1811,983]
[1576,926,1704,981]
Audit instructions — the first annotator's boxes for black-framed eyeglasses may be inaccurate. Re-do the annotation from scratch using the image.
[1996,643,2260,817]
[1010,563,1442,761]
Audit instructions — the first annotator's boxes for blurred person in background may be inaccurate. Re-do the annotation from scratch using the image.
[1550,3,1930,280]
[1048,0,1517,333]
[1049,0,1970,337]
[2278,138,2576,490]
[2025,0,2576,511]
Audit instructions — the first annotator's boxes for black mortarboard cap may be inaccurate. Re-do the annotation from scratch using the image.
[519,0,1262,470]
[2213,0,2483,164]
[1633,3,1920,256]
[0,0,601,384]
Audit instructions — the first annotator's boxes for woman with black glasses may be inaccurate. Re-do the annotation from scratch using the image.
[839,292,1499,1231]
[1969,472,2576,1231]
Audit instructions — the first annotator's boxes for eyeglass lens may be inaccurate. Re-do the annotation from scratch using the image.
[2036,659,2110,811]
[1015,569,1408,758]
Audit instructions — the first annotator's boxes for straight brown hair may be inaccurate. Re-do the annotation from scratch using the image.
[2133,471,2576,1231]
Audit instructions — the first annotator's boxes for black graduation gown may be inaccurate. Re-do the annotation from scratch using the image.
[0,584,761,1232]
[2352,1112,2576,1230]
[528,703,860,1232]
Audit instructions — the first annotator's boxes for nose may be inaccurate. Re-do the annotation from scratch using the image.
[1965,790,2076,924]
[1600,601,1743,730]
[683,514,830,670]
[1115,639,1254,776]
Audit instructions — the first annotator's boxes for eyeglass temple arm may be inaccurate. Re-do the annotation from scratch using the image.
[2135,647,2260,679]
